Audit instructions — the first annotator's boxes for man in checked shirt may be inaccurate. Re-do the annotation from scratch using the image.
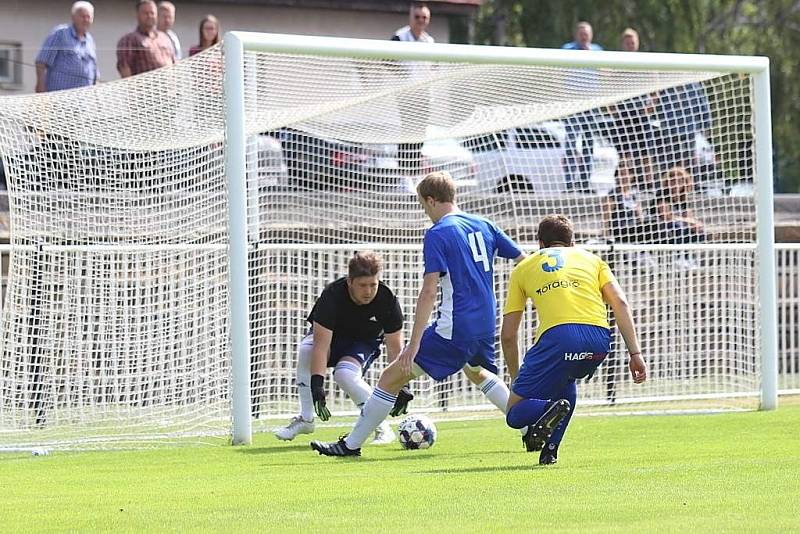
[117,0,176,78]
[35,1,98,92]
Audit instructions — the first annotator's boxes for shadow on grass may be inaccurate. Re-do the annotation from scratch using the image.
[420,464,551,474]
[235,444,313,454]
[238,451,442,467]
[262,452,438,466]
[242,448,527,468]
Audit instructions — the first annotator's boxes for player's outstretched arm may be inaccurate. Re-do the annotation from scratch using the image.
[601,281,647,384]
[384,331,403,362]
[35,63,48,93]
[628,353,647,384]
[310,322,334,420]
[501,311,523,381]
[501,265,527,381]
[492,222,526,264]
[310,322,333,376]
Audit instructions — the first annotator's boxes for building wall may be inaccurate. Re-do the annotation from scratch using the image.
[0,1,451,95]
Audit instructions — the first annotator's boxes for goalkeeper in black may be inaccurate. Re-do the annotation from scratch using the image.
[274,251,409,444]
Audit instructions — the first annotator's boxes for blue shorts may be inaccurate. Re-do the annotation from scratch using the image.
[414,326,497,382]
[512,324,610,399]
[301,334,382,372]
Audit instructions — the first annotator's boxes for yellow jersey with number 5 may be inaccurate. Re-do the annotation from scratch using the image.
[504,246,616,342]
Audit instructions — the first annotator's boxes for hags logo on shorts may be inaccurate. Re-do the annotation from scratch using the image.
[564,352,607,361]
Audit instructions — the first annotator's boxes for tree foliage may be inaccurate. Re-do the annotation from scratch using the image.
[473,0,800,192]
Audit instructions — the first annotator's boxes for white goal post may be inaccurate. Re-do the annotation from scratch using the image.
[0,31,777,450]
[223,32,777,445]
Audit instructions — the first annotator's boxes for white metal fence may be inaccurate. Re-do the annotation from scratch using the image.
[776,244,800,392]
[0,243,797,393]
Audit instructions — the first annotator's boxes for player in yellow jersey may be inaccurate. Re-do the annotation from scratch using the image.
[501,214,647,465]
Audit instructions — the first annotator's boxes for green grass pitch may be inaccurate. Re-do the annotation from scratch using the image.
[3,401,799,533]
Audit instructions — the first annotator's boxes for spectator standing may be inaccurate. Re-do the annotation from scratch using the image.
[35,1,98,92]
[391,3,434,175]
[610,92,657,188]
[117,0,176,78]
[561,21,603,51]
[606,28,659,188]
[621,27,640,52]
[655,82,712,177]
[603,156,646,244]
[189,15,221,56]
[561,22,603,192]
[157,1,182,60]
[392,3,433,43]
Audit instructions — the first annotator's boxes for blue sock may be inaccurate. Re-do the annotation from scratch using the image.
[506,398,549,429]
[546,381,577,446]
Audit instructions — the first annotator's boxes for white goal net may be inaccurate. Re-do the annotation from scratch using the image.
[0,34,773,449]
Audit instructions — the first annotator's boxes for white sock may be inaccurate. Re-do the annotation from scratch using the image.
[344,387,395,449]
[333,360,371,408]
[478,373,510,414]
[296,337,315,422]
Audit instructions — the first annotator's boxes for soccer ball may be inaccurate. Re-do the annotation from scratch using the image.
[397,415,437,450]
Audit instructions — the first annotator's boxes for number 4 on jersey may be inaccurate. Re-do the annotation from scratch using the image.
[468,231,490,272]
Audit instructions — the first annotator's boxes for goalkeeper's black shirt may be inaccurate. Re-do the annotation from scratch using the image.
[307,277,403,342]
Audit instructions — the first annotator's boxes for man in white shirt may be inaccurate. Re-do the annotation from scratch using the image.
[391,3,433,175]
[392,3,434,43]
[157,1,181,60]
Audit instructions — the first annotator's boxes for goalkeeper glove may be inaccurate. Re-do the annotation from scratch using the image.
[310,374,331,421]
[390,385,414,417]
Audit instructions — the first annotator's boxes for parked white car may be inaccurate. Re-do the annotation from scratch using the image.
[415,136,477,190]
[258,127,476,193]
[590,137,621,196]
[466,121,619,196]
[399,137,477,193]
[250,134,289,188]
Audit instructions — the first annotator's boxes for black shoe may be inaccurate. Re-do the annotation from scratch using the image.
[539,443,559,465]
[523,399,571,452]
[310,435,361,457]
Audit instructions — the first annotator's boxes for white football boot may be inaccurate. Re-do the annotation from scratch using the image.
[274,415,315,441]
[370,421,396,445]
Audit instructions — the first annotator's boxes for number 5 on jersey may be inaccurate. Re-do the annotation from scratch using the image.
[542,249,565,272]
[468,231,490,272]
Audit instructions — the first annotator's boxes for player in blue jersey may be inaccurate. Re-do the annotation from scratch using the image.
[311,171,526,457]
[501,214,647,464]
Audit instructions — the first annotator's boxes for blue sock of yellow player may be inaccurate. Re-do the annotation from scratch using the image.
[544,381,578,448]
[506,398,549,429]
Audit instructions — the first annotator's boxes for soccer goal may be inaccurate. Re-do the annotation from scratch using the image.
[0,32,776,450]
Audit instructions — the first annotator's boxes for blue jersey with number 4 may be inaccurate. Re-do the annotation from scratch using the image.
[423,212,522,341]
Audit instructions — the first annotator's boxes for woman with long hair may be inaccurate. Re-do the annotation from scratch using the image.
[189,15,220,56]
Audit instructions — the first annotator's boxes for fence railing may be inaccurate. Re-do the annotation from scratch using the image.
[0,243,797,393]
[776,244,800,392]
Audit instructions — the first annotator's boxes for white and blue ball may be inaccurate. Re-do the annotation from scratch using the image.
[397,414,437,450]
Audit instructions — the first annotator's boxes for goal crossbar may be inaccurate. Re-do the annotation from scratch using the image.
[229,31,769,73]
